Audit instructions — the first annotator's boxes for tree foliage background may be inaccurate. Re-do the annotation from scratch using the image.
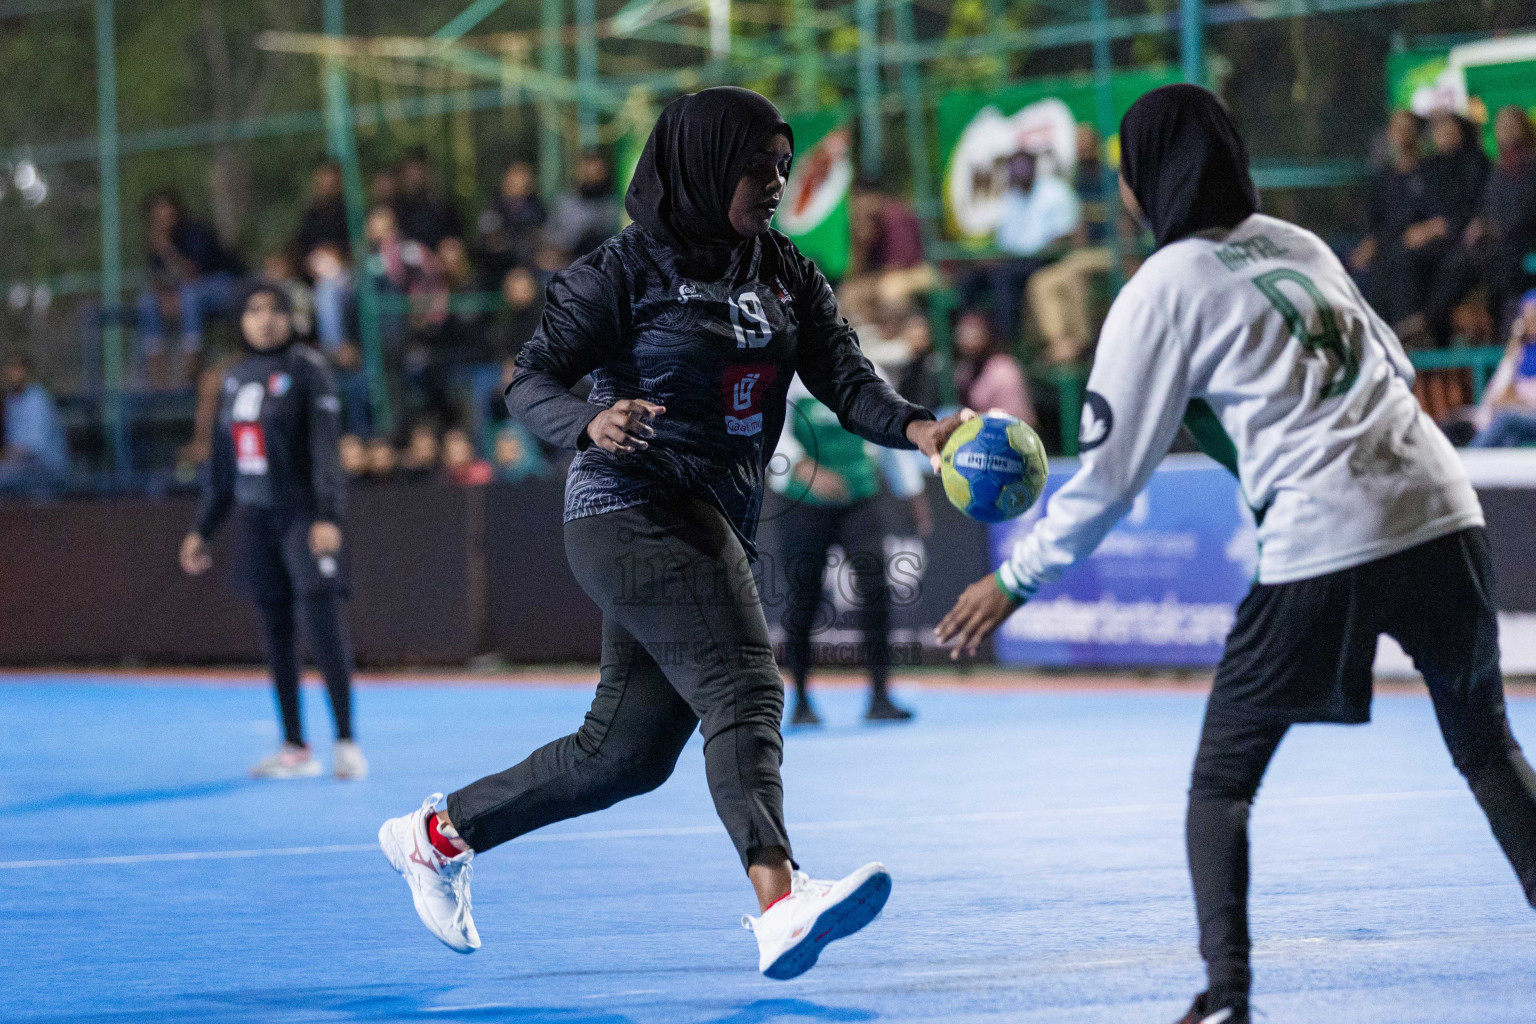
[1,0,1533,381]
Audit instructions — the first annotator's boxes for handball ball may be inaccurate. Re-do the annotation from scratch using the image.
[939,413,1049,523]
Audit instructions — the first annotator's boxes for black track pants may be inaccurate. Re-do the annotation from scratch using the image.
[447,498,791,869]
[1188,528,1536,1007]
[256,593,356,745]
[779,498,891,699]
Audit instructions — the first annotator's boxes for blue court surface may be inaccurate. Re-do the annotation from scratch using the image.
[2,674,1534,1024]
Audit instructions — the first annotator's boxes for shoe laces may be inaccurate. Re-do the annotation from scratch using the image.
[791,869,832,899]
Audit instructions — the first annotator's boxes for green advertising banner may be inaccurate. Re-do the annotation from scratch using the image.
[936,66,1181,244]
[1386,48,1451,113]
[773,107,852,278]
[1465,58,1536,154]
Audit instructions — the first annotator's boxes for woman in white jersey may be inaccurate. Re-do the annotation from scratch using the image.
[936,85,1536,1024]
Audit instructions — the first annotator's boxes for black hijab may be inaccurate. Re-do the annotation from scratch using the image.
[1120,84,1258,250]
[625,87,792,275]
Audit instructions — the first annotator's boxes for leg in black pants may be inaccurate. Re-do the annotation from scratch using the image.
[257,597,305,747]
[447,499,792,869]
[254,594,356,743]
[1185,709,1289,1010]
[299,593,355,741]
[839,500,897,712]
[1384,531,1536,905]
[781,502,840,721]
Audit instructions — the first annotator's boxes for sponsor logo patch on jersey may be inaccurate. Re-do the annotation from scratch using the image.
[772,277,793,304]
[1079,390,1114,453]
[722,363,778,437]
[677,282,701,304]
[268,372,291,397]
[232,422,269,475]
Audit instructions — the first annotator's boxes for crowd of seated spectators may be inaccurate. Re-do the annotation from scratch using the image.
[6,103,1534,497]
[844,123,1119,446]
[1350,104,1536,439]
[106,145,621,491]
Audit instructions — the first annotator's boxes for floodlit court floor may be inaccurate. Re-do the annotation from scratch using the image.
[2,672,1534,1024]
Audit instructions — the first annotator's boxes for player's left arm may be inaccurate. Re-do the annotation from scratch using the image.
[937,293,1193,658]
[303,353,346,555]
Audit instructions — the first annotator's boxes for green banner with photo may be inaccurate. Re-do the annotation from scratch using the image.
[935,66,1180,244]
[773,107,853,278]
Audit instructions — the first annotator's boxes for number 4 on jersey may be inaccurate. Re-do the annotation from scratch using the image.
[1251,268,1359,398]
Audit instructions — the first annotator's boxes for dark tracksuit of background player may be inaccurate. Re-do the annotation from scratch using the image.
[192,286,355,748]
[441,88,934,871]
[1115,87,1536,1022]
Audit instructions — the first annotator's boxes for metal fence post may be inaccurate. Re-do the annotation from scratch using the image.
[95,0,126,478]
[323,0,393,436]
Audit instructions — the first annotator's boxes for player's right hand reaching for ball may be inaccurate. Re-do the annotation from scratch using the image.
[585,399,665,454]
[179,532,213,576]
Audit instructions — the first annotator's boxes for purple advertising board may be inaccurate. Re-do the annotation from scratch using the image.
[989,456,1255,667]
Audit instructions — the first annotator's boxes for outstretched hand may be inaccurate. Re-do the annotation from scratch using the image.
[906,408,978,472]
[935,573,1022,660]
[586,399,665,454]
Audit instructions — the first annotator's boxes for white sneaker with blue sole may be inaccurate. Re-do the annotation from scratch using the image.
[742,863,891,980]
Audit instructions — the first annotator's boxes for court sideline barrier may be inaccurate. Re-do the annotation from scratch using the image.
[0,476,990,668]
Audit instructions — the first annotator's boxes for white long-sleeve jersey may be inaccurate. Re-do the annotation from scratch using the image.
[998,213,1483,599]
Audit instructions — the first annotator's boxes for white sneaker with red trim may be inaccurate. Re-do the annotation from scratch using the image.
[742,863,892,980]
[378,794,480,953]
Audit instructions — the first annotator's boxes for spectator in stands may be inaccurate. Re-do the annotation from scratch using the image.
[494,264,544,361]
[951,308,1035,425]
[850,174,926,276]
[259,251,314,341]
[1351,110,1427,323]
[1395,112,1490,343]
[364,435,397,479]
[841,177,937,327]
[483,358,550,481]
[546,150,620,262]
[136,189,247,385]
[296,160,355,362]
[295,158,351,262]
[1470,289,1536,447]
[339,432,368,478]
[1422,106,1536,345]
[369,168,398,209]
[964,151,1080,349]
[0,351,67,496]
[895,308,941,412]
[307,243,352,358]
[397,418,441,481]
[1027,124,1116,366]
[477,159,547,280]
[394,149,464,250]
[442,426,493,486]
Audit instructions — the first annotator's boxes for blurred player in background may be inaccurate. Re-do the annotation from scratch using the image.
[773,373,932,724]
[179,284,365,782]
[936,85,1536,1024]
[377,87,961,977]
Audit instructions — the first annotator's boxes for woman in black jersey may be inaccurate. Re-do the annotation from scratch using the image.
[180,284,366,781]
[379,87,962,977]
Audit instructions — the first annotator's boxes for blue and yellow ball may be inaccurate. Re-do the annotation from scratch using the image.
[938,413,1049,523]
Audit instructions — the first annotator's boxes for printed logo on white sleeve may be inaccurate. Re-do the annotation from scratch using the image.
[1079,391,1113,453]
